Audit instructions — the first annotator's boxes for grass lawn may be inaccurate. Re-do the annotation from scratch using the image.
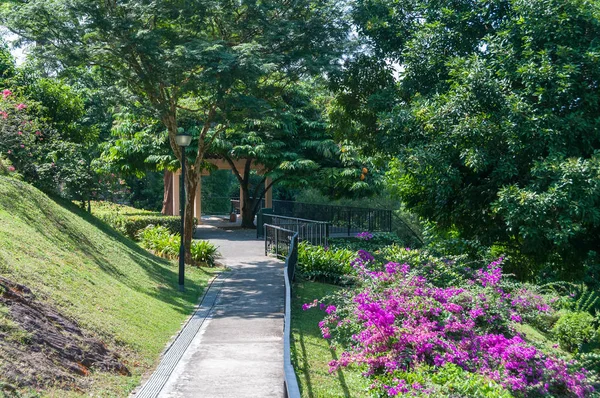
[0,177,217,397]
[291,279,369,398]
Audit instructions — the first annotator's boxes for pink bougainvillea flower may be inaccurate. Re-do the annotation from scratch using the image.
[20,144,24,148]
[35,131,41,136]
[17,131,22,135]
[7,166,15,172]
[0,111,8,119]
[15,103,27,111]
[7,150,11,154]
[2,89,12,99]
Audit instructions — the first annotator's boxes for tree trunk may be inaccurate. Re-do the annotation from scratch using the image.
[162,170,174,215]
[241,186,256,228]
[184,167,198,264]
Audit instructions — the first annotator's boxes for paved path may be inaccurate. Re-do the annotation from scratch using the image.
[138,226,285,398]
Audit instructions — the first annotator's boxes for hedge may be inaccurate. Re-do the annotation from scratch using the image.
[91,201,181,240]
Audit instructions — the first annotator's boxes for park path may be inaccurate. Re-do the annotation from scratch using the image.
[135,224,285,398]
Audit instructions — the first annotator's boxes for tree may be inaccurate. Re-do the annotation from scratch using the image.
[341,0,600,279]
[210,81,338,227]
[3,0,349,261]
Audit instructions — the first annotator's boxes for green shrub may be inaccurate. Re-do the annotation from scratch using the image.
[552,311,597,352]
[92,201,181,239]
[190,240,219,267]
[121,215,181,239]
[297,242,355,284]
[137,225,218,266]
[137,225,180,259]
[373,364,512,397]
[329,232,404,253]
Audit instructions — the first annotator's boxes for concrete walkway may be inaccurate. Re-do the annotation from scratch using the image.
[138,225,285,398]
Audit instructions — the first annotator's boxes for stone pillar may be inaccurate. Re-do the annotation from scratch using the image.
[172,170,180,216]
[194,177,202,224]
[265,177,273,209]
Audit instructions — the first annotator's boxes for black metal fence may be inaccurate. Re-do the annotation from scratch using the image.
[201,196,265,216]
[269,200,393,236]
[260,214,329,246]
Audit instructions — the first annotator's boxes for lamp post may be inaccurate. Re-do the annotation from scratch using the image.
[175,131,193,292]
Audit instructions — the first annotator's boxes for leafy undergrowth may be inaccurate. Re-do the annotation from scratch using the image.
[291,280,369,397]
[0,177,216,397]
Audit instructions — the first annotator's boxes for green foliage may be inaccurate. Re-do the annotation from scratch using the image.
[552,311,597,353]
[189,240,219,267]
[337,0,600,280]
[297,242,356,284]
[541,282,600,314]
[137,225,180,259]
[427,363,513,398]
[0,43,15,82]
[329,232,404,253]
[373,364,512,398]
[210,81,339,227]
[381,245,471,288]
[92,201,181,239]
[137,225,218,266]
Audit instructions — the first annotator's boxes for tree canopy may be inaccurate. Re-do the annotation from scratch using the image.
[335,0,600,279]
[2,0,350,257]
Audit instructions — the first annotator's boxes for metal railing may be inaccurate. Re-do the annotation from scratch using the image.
[259,214,329,246]
[271,200,393,236]
[264,224,301,398]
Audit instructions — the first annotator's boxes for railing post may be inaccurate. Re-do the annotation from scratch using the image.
[275,228,279,258]
[347,209,351,236]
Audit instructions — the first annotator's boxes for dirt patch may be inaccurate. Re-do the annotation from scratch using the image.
[0,276,129,392]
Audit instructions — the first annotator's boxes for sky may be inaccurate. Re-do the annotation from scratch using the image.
[1,29,26,65]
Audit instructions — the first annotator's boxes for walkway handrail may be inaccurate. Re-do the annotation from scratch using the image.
[265,213,329,224]
[264,224,301,398]
[259,214,329,247]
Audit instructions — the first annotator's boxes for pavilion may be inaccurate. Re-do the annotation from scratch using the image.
[166,157,273,223]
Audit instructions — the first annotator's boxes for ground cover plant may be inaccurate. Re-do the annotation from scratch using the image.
[300,236,600,397]
[138,225,219,267]
[0,177,216,396]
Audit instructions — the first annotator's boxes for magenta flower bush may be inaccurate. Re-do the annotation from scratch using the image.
[0,89,41,178]
[305,251,595,397]
[356,231,374,240]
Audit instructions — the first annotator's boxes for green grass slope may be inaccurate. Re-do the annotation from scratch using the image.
[0,177,216,397]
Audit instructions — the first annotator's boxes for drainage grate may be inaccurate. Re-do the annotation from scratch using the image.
[134,275,224,398]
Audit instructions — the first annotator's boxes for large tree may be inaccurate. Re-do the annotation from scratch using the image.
[337,0,600,279]
[211,81,338,228]
[2,0,349,261]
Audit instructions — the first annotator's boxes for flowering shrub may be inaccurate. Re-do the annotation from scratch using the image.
[305,250,595,397]
[356,231,374,240]
[0,89,39,178]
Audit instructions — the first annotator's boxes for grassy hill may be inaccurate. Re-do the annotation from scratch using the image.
[0,177,216,397]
